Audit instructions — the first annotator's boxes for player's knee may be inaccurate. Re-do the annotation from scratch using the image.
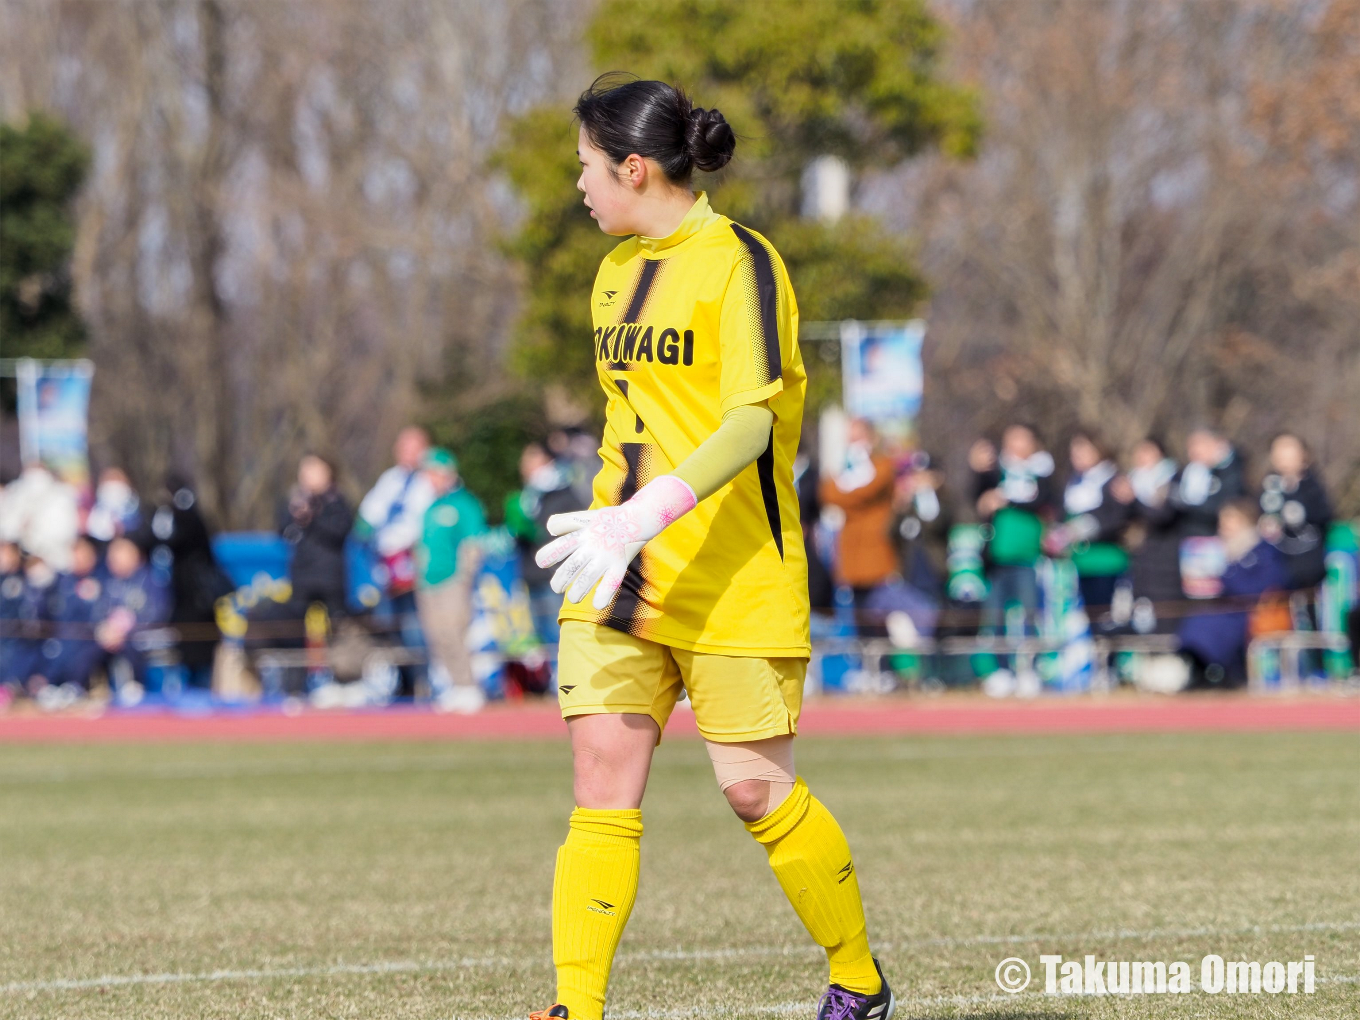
[723,779,772,822]
[706,736,796,823]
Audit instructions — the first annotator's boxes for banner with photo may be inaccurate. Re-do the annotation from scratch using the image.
[15,358,95,489]
[839,319,925,444]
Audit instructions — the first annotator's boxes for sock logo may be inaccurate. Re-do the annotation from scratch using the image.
[837,861,855,884]
[559,685,576,696]
[587,898,616,916]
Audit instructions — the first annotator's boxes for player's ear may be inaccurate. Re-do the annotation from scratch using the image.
[623,153,646,189]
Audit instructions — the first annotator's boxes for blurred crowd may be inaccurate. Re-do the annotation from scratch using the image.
[1,462,237,710]
[2,416,1355,711]
[805,420,1353,692]
[0,425,599,712]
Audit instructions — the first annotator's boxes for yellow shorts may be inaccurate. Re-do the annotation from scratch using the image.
[556,621,807,743]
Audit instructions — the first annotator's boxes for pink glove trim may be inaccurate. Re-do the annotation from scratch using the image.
[641,475,698,528]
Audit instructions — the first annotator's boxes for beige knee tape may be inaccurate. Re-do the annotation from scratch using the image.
[705,737,796,792]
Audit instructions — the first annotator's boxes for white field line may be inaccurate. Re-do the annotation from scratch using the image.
[4,920,1358,997]
[0,957,515,994]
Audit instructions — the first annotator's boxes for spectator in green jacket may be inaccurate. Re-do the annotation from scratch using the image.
[415,447,488,713]
[503,440,587,643]
[969,425,1057,692]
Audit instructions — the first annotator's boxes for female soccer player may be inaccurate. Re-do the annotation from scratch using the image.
[530,74,892,1020]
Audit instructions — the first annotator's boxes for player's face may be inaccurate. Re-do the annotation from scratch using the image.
[577,126,639,237]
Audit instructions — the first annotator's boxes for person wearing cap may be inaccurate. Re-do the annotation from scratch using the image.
[415,448,488,713]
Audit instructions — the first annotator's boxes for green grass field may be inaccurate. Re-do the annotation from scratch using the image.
[1,730,1357,1019]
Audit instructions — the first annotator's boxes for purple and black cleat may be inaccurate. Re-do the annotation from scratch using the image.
[816,958,895,1020]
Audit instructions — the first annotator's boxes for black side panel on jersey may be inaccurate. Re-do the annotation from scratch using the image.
[754,426,784,559]
[729,224,782,386]
[610,259,663,433]
[622,259,661,323]
[602,441,649,634]
[618,442,643,502]
[612,377,645,434]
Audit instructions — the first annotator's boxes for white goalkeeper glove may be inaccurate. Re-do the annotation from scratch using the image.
[534,475,698,610]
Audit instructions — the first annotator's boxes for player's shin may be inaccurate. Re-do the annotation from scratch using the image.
[744,778,881,996]
[552,807,643,1020]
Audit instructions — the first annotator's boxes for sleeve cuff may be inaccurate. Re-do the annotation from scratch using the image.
[719,378,784,417]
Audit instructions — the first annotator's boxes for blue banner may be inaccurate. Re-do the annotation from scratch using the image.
[16,358,94,488]
[839,320,925,427]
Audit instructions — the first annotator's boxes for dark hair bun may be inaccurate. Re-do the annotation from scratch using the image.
[575,75,734,184]
[686,107,735,173]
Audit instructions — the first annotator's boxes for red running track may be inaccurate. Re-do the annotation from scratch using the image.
[0,695,1356,744]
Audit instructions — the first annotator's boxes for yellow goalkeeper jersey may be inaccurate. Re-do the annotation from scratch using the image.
[558,193,811,657]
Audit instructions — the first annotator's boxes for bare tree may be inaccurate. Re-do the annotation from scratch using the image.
[875,0,1359,507]
[1,0,589,525]
[6,0,1355,517]
[1229,0,1360,510]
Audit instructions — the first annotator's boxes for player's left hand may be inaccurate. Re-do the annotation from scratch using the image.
[535,475,697,610]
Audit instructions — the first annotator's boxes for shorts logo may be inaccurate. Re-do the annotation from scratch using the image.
[837,861,854,884]
[559,685,576,696]
[587,898,616,916]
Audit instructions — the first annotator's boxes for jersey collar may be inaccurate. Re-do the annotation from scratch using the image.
[636,192,721,255]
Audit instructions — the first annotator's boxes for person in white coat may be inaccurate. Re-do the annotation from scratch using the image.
[0,462,80,572]
[355,426,437,676]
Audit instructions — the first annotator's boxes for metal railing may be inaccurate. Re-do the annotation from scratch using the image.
[1247,632,1353,692]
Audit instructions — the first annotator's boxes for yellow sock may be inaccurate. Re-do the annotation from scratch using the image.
[745,778,880,995]
[552,807,643,1020]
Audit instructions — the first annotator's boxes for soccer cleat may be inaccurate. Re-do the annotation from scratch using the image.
[528,1006,569,1020]
[816,958,895,1020]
